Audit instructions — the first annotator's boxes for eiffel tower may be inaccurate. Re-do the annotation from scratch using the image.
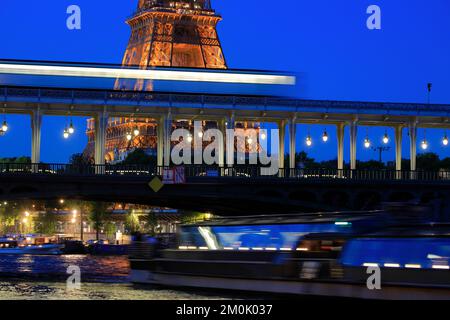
[84,1,258,163]
[115,0,227,91]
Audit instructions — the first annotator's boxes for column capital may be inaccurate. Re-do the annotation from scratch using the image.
[288,115,297,124]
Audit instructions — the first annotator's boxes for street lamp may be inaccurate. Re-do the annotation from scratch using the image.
[364,137,371,149]
[421,139,429,150]
[2,120,8,132]
[68,120,75,134]
[382,131,389,144]
[306,134,312,147]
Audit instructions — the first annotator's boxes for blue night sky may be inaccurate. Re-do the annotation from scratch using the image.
[0,0,449,163]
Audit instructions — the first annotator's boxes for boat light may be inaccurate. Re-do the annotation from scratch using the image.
[335,221,351,226]
[384,263,400,268]
[405,264,422,269]
[432,265,450,270]
[363,263,379,267]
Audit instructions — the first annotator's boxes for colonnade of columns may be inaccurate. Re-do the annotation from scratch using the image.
[278,120,416,172]
[28,111,421,173]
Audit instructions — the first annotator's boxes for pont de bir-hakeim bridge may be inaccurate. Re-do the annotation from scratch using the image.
[0,61,449,216]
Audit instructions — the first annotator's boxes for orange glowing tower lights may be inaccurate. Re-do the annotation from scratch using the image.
[116,0,227,91]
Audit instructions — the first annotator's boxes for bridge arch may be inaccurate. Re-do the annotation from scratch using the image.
[322,190,350,209]
[353,191,382,210]
[288,190,318,203]
[9,185,40,195]
[255,189,285,199]
[388,191,416,202]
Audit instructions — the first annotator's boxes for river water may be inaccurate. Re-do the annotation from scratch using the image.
[0,255,230,300]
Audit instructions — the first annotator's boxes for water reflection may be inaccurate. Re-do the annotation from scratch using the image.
[0,255,130,282]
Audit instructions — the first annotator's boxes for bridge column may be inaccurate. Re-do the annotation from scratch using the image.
[288,117,297,172]
[336,123,345,171]
[31,109,42,173]
[225,113,235,169]
[409,121,417,172]
[157,116,164,168]
[163,112,172,167]
[218,118,226,168]
[278,120,286,176]
[395,125,403,172]
[349,120,358,170]
[94,111,108,173]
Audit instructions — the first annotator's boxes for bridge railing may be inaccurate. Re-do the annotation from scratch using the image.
[0,163,449,182]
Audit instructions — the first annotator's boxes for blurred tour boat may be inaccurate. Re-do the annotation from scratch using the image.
[129,213,450,299]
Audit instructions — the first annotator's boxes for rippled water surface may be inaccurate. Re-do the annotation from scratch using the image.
[0,255,230,300]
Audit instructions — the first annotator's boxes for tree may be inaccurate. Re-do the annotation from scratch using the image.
[121,148,156,166]
[0,203,19,234]
[286,151,318,169]
[357,160,386,170]
[35,211,58,235]
[417,153,441,171]
[88,202,110,240]
[0,156,31,164]
[125,211,141,234]
[69,153,91,166]
[144,211,158,236]
[103,222,117,239]
[439,157,450,170]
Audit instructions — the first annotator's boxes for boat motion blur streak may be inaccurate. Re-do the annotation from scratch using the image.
[0,63,296,85]
[128,213,450,300]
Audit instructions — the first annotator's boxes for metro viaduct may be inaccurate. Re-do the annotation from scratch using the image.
[1,84,450,174]
[0,171,449,217]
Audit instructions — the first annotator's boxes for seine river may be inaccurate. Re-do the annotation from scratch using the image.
[0,255,230,300]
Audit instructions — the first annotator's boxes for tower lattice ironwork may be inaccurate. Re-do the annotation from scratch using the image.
[115,0,227,91]
[83,1,259,163]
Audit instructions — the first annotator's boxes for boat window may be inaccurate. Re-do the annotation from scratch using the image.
[179,223,354,250]
[340,238,450,269]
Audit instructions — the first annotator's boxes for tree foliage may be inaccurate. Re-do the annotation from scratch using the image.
[35,211,58,235]
[121,148,156,166]
[88,202,110,240]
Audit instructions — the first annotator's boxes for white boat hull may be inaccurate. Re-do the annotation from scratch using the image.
[130,270,450,300]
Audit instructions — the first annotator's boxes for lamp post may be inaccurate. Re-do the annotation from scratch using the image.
[372,146,391,163]
[80,209,84,242]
